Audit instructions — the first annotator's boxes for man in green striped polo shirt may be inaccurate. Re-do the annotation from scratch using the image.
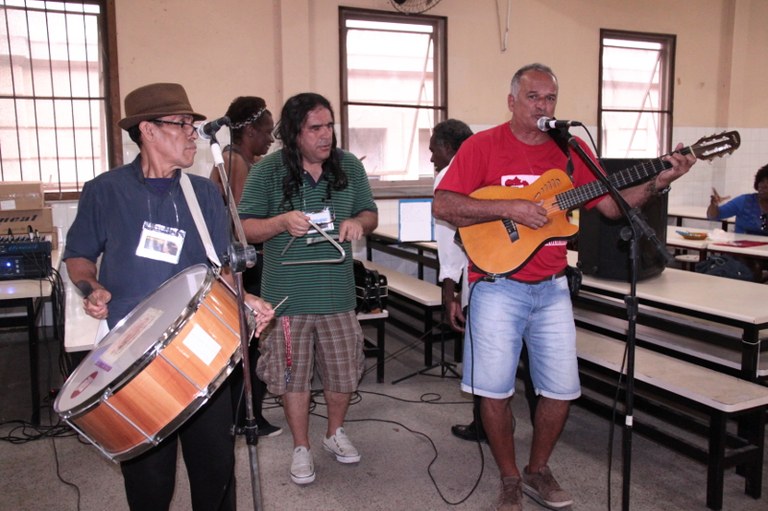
[239,92,378,486]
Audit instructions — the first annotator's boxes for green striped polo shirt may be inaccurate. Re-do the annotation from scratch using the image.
[239,149,377,316]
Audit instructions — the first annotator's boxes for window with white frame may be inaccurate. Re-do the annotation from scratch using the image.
[0,0,119,196]
[339,7,446,181]
[599,30,675,158]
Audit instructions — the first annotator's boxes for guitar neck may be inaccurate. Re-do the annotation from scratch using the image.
[558,147,691,210]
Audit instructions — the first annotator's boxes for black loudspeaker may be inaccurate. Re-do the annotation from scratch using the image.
[576,158,668,281]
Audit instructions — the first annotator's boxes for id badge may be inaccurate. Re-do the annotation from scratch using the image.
[135,221,185,264]
[306,207,334,234]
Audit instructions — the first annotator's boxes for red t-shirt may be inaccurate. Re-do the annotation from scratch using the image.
[435,123,602,283]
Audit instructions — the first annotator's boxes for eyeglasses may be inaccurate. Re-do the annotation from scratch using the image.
[152,119,197,136]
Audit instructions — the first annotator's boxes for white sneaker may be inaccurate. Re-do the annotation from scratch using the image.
[290,446,315,485]
[322,427,361,463]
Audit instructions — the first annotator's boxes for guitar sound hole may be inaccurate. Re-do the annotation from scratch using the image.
[502,219,519,242]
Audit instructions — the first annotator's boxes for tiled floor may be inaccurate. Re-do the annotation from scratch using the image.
[1,318,766,511]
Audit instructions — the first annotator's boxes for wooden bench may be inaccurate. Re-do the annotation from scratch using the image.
[361,259,459,367]
[358,310,388,383]
[575,327,768,510]
[573,290,768,381]
[574,307,768,380]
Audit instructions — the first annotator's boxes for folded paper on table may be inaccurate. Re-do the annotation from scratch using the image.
[711,240,768,248]
[398,199,434,242]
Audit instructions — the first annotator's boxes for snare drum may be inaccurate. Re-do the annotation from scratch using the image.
[55,264,251,462]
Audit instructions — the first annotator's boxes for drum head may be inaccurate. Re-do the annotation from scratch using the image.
[56,265,212,414]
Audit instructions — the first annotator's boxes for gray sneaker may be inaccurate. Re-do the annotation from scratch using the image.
[322,427,361,463]
[496,476,523,511]
[290,446,315,485]
[522,465,573,509]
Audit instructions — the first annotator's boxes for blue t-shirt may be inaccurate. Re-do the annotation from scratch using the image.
[63,156,231,328]
[715,193,768,235]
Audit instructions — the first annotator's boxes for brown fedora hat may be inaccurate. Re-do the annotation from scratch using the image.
[118,82,206,130]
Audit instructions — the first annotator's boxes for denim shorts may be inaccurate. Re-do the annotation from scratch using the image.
[461,276,581,400]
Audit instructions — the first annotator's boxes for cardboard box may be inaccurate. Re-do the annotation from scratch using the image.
[0,181,45,210]
[0,207,53,237]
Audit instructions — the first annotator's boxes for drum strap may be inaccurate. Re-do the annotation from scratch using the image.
[179,173,222,267]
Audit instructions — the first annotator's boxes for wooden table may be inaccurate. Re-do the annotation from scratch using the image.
[0,246,61,424]
[666,226,711,267]
[707,234,768,260]
[668,205,734,231]
[666,227,768,268]
[666,225,711,253]
[568,251,768,381]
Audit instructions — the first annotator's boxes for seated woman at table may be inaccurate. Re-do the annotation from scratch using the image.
[707,163,768,281]
[707,163,768,236]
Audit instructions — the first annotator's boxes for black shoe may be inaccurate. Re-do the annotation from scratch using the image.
[451,422,487,443]
[233,422,283,438]
[256,422,283,438]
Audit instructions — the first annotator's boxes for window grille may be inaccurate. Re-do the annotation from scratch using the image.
[599,29,675,158]
[0,0,118,196]
[339,7,447,181]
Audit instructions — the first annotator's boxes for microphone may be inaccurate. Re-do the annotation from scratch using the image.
[196,116,231,140]
[537,117,582,131]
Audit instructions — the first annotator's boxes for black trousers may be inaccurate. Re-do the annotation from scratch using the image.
[120,381,236,511]
[231,343,269,428]
[231,259,270,428]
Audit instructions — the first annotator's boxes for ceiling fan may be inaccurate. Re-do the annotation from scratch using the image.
[389,0,444,15]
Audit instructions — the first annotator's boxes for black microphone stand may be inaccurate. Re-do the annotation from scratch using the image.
[207,134,264,511]
[390,308,461,384]
[567,137,668,511]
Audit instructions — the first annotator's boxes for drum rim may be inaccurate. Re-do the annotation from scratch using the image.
[55,264,216,417]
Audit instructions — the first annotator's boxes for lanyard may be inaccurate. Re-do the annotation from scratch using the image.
[281,316,293,383]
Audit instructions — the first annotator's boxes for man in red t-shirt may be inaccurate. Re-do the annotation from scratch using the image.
[433,63,696,511]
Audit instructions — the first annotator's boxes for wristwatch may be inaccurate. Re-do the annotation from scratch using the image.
[648,179,671,196]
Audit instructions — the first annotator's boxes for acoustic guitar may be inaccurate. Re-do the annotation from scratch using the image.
[457,131,741,276]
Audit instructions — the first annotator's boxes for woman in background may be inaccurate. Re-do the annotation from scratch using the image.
[210,96,281,437]
[707,163,768,236]
[210,96,275,203]
[707,163,768,281]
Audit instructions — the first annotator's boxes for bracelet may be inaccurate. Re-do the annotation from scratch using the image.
[647,179,671,196]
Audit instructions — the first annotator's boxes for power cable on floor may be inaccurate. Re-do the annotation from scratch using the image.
[307,388,486,506]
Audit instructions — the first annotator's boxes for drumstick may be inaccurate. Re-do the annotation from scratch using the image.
[75,280,101,306]
[272,296,288,312]
[253,295,288,317]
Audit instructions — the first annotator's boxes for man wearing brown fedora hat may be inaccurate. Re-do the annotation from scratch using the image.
[63,82,275,510]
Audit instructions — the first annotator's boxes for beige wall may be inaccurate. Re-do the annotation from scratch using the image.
[112,0,767,210]
[114,0,767,128]
[725,0,768,127]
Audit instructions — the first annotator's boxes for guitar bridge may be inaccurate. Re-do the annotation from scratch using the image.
[502,219,519,242]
